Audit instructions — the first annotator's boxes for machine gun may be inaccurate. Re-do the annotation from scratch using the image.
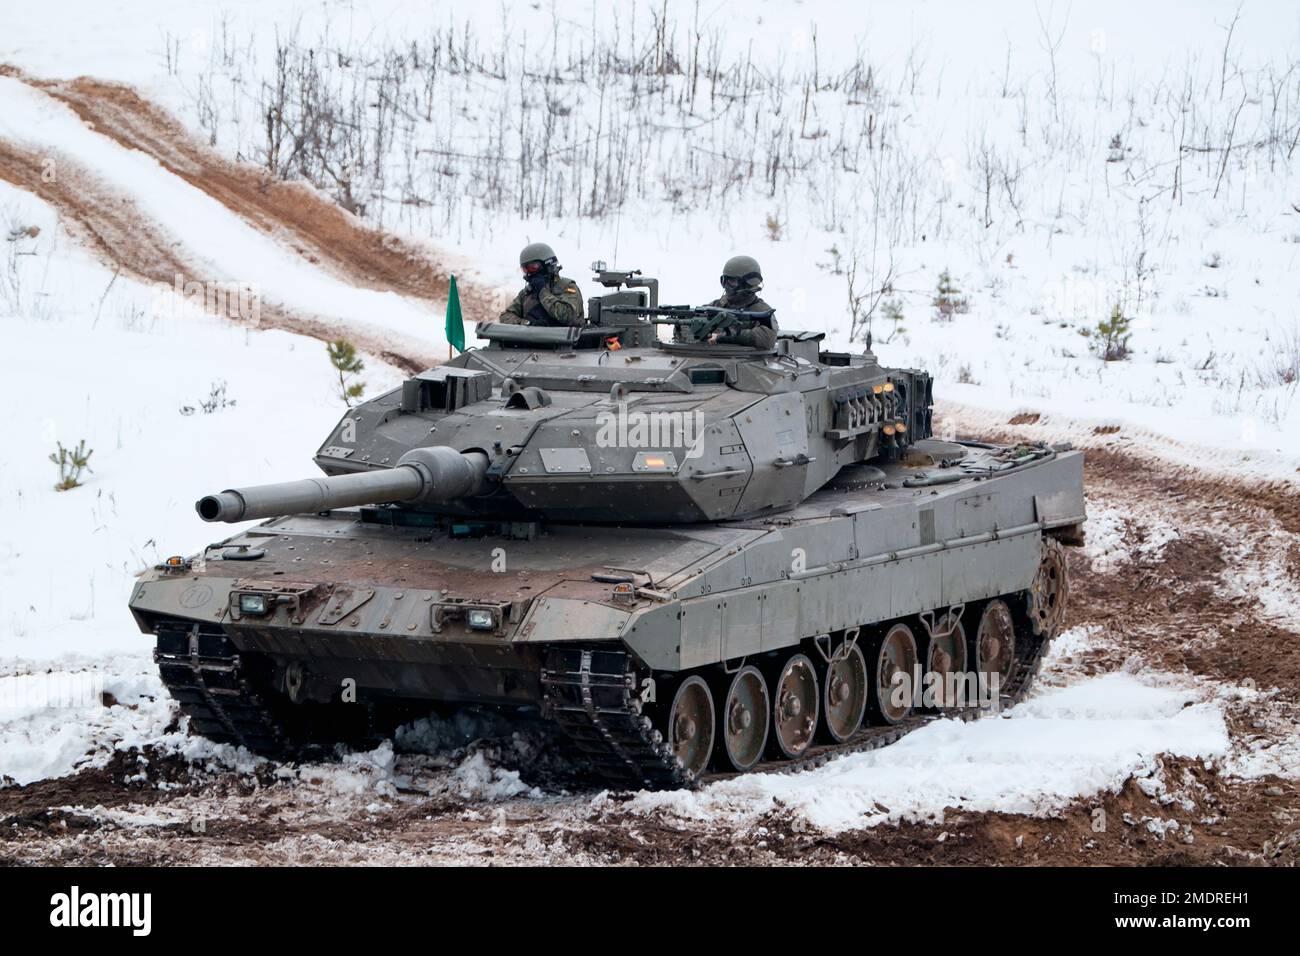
[601,303,775,342]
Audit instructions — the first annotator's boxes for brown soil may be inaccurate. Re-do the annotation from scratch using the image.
[577,763,1300,866]
[0,138,192,280]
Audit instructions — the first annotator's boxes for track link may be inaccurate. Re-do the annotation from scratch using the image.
[153,621,289,756]
[153,598,1053,789]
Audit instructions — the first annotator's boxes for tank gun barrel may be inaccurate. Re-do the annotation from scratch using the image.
[196,447,489,523]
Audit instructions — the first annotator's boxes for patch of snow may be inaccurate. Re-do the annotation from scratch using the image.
[0,655,178,785]
[447,751,539,801]
[619,673,1230,834]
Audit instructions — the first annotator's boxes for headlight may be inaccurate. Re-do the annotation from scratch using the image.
[466,608,495,630]
[239,593,268,615]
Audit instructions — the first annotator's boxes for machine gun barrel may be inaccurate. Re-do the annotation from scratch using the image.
[602,304,774,321]
[600,304,702,319]
[601,304,775,341]
[196,447,489,523]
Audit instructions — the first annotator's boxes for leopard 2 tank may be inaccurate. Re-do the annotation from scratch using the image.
[128,266,1085,788]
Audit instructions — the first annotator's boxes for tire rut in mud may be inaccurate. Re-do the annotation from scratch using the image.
[2,65,497,318]
[0,65,513,371]
[0,135,431,372]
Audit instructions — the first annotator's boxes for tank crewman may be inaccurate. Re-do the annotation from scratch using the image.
[704,254,778,349]
[498,242,585,327]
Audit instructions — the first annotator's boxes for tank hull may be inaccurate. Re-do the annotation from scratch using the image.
[130,439,1084,785]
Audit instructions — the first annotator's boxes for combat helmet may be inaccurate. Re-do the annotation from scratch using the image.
[520,242,560,277]
[720,254,762,294]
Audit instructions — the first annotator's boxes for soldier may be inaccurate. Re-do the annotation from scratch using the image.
[498,242,585,327]
[704,255,778,349]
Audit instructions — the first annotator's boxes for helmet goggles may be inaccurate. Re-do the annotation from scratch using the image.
[720,271,760,292]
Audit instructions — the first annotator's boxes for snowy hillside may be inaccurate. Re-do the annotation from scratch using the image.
[6,0,1298,465]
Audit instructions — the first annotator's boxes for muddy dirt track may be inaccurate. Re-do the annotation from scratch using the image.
[0,65,501,373]
[3,416,1298,866]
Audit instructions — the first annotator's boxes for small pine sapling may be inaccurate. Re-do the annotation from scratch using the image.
[1084,304,1133,361]
[327,339,366,406]
[50,439,93,491]
[932,269,970,321]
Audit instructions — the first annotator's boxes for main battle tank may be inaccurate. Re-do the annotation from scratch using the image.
[128,265,1085,788]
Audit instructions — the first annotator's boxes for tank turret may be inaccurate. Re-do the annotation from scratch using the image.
[195,273,933,525]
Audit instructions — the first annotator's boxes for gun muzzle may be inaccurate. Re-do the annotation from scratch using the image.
[196,447,489,523]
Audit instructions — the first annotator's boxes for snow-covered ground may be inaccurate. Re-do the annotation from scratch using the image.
[0,179,400,783]
[1,1,1299,835]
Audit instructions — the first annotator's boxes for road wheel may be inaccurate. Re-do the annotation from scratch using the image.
[769,653,819,759]
[972,599,1017,696]
[923,612,968,708]
[719,665,769,772]
[667,676,715,779]
[819,641,868,742]
[868,623,918,724]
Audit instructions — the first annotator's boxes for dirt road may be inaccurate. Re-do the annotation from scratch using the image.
[0,65,501,373]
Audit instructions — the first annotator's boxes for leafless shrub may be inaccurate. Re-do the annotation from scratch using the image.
[1,208,42,315]
[1254,325,1300,386]
[183,9,1300,272]
[764,212,783,241]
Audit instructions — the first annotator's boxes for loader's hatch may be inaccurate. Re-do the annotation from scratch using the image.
[401,367,492,414]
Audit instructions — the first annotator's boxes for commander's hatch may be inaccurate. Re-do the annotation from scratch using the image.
[777,330,826,364]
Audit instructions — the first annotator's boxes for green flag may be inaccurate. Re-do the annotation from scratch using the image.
[445,274,465,355]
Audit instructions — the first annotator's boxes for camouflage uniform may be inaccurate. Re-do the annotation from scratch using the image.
[499,275,585,327]
[707,290,778,349]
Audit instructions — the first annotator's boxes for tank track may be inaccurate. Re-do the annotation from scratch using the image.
[540,647,692,789]
[153,621,290,755]
[153,600,1052,789]
[541,598,1054,790]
